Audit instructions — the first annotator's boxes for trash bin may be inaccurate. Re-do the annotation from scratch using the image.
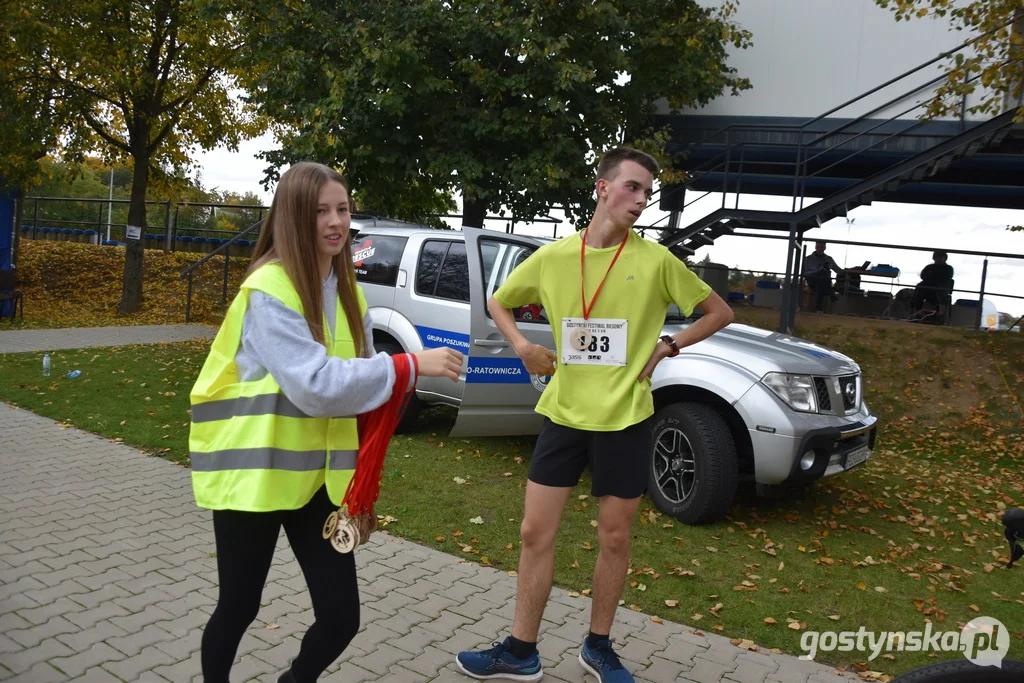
[752,281,782,309]
[950,299,979,328]
[697,262,729,300]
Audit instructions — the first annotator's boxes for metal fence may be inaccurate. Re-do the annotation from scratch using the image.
[17,196,268,252]
[718,231,1024,330]
[15,196,1022,330]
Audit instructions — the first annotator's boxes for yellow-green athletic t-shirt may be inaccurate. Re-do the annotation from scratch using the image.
[493,230,711,431]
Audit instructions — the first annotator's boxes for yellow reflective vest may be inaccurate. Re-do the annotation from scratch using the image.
[189,262,364,511]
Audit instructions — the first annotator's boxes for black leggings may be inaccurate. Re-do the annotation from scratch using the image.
[807,271,833,311]
[201,486,360,683]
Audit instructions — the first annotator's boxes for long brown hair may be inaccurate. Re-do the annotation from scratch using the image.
[248,162,366,357]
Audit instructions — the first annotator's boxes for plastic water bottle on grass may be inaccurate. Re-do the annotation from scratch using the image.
[67,370,81,379]
[42,354,51,377]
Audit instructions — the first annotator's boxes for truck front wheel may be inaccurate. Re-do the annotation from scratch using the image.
[890,660,1024,683]
[648,402,738,525]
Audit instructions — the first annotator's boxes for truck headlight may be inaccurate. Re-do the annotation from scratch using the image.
[762,373,818,413]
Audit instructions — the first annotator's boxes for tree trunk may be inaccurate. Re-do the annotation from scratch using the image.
[118,156,149,314]
[461,194,487,229]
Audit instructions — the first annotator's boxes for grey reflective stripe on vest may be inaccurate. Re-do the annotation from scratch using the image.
[329,450,357,470]
[191,448,357,472]
[191,393,311,423]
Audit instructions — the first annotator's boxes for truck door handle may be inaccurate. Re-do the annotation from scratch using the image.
[473,339,509,348]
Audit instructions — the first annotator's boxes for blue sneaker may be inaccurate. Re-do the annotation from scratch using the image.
[579,637,633,683]
[456,637,543,680]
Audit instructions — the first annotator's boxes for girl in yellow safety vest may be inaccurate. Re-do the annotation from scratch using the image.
[190,162,463,683]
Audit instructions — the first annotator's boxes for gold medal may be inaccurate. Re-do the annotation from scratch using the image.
[570,327,590,351]
[322,510,338,540]
[330,508,359,554]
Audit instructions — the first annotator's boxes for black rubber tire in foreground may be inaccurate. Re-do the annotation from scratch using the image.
[890,659,1024,683]
[647,402,738,525]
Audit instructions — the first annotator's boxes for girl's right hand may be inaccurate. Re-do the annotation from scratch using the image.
[413,347,464,382]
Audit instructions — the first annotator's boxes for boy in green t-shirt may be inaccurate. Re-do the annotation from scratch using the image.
[456,147,734,683]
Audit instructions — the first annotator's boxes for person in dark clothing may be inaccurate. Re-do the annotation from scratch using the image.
[802,241,843,312]
[911,250,954,311]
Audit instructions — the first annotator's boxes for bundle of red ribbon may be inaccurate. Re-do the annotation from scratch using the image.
[329,352,417,549]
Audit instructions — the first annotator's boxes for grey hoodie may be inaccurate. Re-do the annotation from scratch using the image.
[236,268,411,418]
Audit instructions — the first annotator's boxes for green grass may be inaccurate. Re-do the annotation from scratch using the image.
[1,339,1022,675]
[0,343,204,465]
[384,412,1023,675]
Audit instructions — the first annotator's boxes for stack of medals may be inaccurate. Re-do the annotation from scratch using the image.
[321,509,374,552]
[322,508,378,553]
[322,508,355,553]
[323,352,415,554]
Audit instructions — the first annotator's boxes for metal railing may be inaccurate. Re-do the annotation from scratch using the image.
[21,197,174,247]
[653,64,1011,231]
[20,197,269,248]
[642,19,1021,336]
[178,218,265,323]
[170,202,267,242]
[175,211,411,322]
[20,197,561,247]
[715,231,1024,329]
[650,16,1020,237]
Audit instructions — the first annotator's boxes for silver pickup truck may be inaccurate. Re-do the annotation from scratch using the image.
[352,220,878,524]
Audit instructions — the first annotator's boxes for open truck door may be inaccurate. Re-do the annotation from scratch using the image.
[450,228,555,437]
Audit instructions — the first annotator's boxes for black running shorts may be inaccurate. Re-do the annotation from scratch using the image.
[528,417,653,499]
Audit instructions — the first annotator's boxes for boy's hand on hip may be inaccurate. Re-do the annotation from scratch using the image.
[637,343,671,383]
[517,342,557,376]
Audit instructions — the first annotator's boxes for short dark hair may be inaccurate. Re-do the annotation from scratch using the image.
[933,250,948,261]
[815,240,827,248]
[597,146,659,181]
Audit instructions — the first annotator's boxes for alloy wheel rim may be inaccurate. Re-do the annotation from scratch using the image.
[653,426,697,504]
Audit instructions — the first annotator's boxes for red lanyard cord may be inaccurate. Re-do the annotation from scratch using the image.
[580,229,628,320]
[342,352,418,516]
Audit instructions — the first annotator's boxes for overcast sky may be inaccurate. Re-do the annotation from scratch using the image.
[193,133,1024,319]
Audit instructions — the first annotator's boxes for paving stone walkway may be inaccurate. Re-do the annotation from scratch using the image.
[0,325,217,354]
[0,327,858,682]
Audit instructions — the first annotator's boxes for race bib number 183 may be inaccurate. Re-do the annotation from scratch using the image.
[561,318,628,366]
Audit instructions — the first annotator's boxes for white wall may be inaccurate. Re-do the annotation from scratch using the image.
[667,0,988,121]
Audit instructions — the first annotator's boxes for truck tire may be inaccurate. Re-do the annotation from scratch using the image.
[648,402,737,525]
[375,341,422,434]
[890,660,1024,682]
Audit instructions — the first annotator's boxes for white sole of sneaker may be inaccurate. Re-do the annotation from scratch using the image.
[578,653,602,681]
[455,658,544,681]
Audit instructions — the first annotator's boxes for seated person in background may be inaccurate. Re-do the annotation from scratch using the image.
[802,240,844,312]
[911,250,954,311]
